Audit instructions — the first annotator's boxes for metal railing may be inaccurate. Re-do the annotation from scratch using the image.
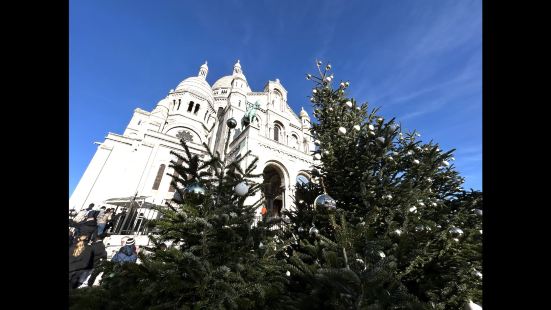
[108,203,163,236]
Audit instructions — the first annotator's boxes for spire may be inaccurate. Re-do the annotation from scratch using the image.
[198,61,208,79]
[300,106,310,118]
[233,59,242,75]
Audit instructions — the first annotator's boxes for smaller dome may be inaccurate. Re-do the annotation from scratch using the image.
[175,77,214,104]
[212,76,234,90]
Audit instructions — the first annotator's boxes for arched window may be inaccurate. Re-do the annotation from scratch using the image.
[290,134,299,149]
[172,100,176,110]
[296,174,310,185]
[152,164,166,190]
[168,159,183,192]
[178,99,181,110]
[187,101,194,112]
[273,121,284,142]
[273,126,280,142]
[194,104,200,115]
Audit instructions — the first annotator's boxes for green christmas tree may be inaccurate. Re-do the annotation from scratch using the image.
[70,119,293,310]
[278,61,482,309]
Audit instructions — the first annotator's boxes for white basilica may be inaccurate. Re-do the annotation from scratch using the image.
[69,60,316,222]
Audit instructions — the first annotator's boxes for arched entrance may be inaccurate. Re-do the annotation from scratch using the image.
[262,164,286,219]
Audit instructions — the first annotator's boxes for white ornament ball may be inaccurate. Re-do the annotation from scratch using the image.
[325,76,332,82]
[310,97,315,102]
[378,251,386,258]
[286,270,291,277]
[413,159,420,165]
[314,153,321,160]
[326,64,331,70]
[313,89,317,94]
[345,101,353,108]
[329,107,333,111]
[234,181,250,196]
[317,60,322,66]
[345,81,350,87]
[306,74,312,80]
[449,227,464,236]
[377,117,384,123]
[356,107,361,111]
[338,127,347,135]
[353,125,361,131]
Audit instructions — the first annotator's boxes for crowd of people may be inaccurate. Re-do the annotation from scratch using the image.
[68,203,140,290]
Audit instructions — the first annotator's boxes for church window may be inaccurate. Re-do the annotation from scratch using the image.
[187,101,194,112]
[194,104,200,115]
[168,159,183,192]
[178,99,181,110]
[172,100,176,110]
[273,126,279,142]
[152,164,166,190]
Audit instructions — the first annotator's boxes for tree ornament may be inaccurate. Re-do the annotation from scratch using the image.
[183,182,206,204]
[329,107,333,111]
[376,137,386,144]
[413,159,420,165]
[310,97,315,102]
[314,153,321,160]
[309,226,319,237]
[345,81,350,87]
[306,74,312,80]
[340,82,345,88]
[377,117,384,123]
[449,227,464,237]
[286,270,291,277]
[325,64,331,70]
[474,209,483,216]
[345,101,353,108]
[353,125,360,131]
[416,133,421,137]
[313,89,317,94]
[356,106,361,111]
[378,251,386,258]
[314,194,336,210]
[325,76,332,82]
[409,206,417,213]
[391,229,402,236]
[338,127,347,135]
[368,124,375,131]
[234,181,249,196]
[226,117,237,129]
[317,60,322,66]
[465,300,482,310]
[474,270,482,279]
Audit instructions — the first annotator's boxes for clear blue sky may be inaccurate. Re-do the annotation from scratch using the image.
[70,0,482,196]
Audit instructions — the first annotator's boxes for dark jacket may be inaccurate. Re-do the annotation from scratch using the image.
[91,241,107,267]
[112,245,137,264]
[78,219,98,239]
[69,244,94,272]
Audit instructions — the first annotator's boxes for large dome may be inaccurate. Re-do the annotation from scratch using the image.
[175,76,214,104]
[212,76,233,90]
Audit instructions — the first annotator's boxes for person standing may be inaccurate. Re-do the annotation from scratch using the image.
[73,203,95,223]
[77,215,98,241]
[69,235,94,289]
[86,233,108,286]
[96,207,112,236]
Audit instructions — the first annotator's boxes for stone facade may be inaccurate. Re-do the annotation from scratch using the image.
[69,61,315,219]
